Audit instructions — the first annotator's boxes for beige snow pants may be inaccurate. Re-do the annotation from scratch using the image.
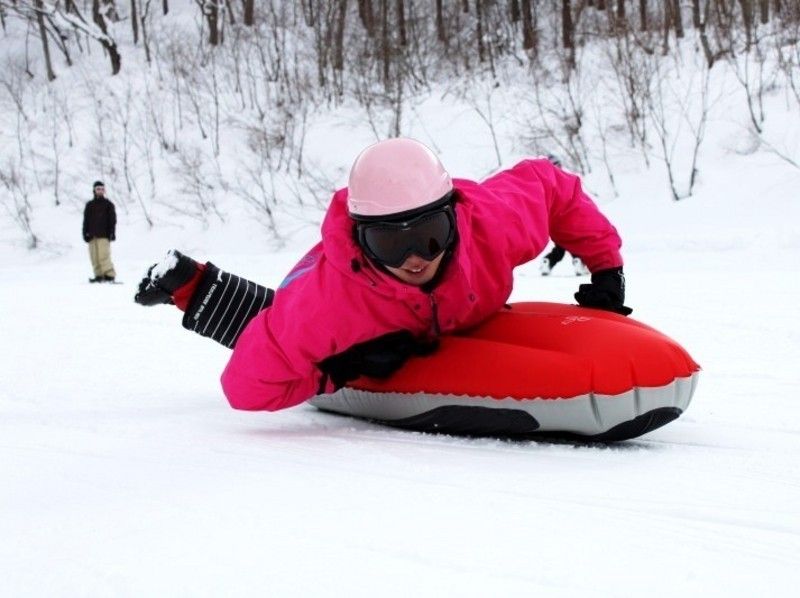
[88,238,116,278]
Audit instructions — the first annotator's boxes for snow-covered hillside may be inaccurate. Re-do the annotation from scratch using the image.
[3,142,800,596]
[2,4,800,597]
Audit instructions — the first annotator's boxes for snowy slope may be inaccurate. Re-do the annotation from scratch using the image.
[2,145,800,596]
[2,13,800,594]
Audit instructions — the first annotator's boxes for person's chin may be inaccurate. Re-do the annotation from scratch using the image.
[391,263,434,285]
[404,270,434,285]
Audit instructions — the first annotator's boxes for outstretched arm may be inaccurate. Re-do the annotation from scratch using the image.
[136,249,436,412]
[134,250,274,348]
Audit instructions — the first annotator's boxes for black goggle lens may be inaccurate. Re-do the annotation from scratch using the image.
[359,208,455,268]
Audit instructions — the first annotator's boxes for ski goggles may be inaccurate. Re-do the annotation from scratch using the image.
[356,203,456,269]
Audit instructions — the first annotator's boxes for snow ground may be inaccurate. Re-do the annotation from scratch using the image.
[2,25,800,590]
[2,159,800,597]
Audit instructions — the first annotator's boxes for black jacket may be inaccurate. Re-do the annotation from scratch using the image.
[83,197,116,242]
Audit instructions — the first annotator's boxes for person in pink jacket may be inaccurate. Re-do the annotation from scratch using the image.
[135,138,630,413]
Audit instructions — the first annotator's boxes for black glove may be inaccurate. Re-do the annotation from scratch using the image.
[134,249,200,306]
[574,267,633,316]
[318,331,439,391]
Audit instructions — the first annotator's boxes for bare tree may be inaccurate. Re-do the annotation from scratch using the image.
[662,1,672,54]
[615,0,625,30]
[776,13,800,110]
[397,0,406,46]
[456,75,505,168]
[645,51,714,200]
[605,26,654,164]
[521,0,536,52]
[672,0,684,38]
[358,0,374,35]
[130,0,138,43]
[726,28,769,133]
[435,0,445,42]
[82,0,122,74]
[640,0,648,31]
[333,0,347,73]
[4,0,800,247]
[0,58,31,125]
[48,86,61,205]
[589,97,621,197]
[521,50,591,173]
[168,146,225,224]
[0,159,38,249]
[562,0,575,55]
[740,0,755,50]
[694,0,717,67]
[140,0,152,62]
[196,0,221,46]
[111,83,155,226]
[35,0,56,80]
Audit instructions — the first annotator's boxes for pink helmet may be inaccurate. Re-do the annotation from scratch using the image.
[347,138,453,219]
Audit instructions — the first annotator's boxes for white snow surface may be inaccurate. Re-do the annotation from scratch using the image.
[3,163,800,597]
[2,49,800,598]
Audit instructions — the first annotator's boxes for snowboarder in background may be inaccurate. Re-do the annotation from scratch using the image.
[539,154,589,277]
[540,243,590,276]
[134,138,630,413]
[83,181,117,283]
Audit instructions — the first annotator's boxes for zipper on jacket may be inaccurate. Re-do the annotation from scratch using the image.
[429,292,441,338]
[363,270,377,286]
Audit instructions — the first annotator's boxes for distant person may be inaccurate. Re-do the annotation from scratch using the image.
[540,243,589,276]
[540,154,589,277]
[134,138,630,414]
[82,181,117,283]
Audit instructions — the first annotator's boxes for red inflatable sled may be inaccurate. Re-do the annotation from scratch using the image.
[310,302,700,441]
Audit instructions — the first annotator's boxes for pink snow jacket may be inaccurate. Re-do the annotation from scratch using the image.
[221,159,623,411]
